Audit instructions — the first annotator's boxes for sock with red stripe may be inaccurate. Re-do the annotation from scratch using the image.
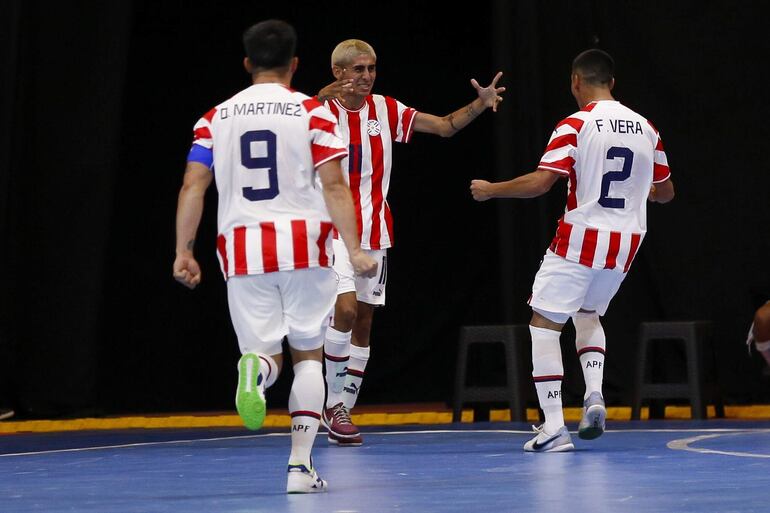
[324,327,351,408]
[342,344,369,411]
[288,360,324,468]
[257,353,279,392]
[530,325,565,434]
[573,312,606,400]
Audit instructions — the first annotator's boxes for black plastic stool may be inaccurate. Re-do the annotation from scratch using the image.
[631,321,724,420]
[452,325,528,422]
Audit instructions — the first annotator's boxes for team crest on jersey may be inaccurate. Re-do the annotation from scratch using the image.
[366,120,381,136]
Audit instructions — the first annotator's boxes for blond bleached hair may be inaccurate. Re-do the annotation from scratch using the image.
[331,39,376,67]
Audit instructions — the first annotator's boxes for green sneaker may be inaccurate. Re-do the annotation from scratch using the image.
[236,353,266,430]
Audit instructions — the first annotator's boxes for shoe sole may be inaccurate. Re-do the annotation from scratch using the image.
[524,440,575,452]
[235,354,266,431]
[578,404,606,440]
[287,484,328,494]
[286,480,328,494]
[327,435,363,447]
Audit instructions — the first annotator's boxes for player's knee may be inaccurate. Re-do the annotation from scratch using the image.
[334,303,358,330]
[573,310,600,330]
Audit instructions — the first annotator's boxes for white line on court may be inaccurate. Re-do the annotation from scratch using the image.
[667,431,770,458]
[2,427,769,458]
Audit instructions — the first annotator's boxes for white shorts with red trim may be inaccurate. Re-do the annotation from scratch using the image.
[529,250,627,317]
[332,239,387,306]
[226,267,337,355]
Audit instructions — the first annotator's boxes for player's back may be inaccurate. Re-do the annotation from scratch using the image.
[210,84,326,236]
[568,100,660,234]
[539,100,670,272]
[192,83,346,277]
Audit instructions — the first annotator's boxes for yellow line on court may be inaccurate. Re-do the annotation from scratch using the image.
[1,405,768,434]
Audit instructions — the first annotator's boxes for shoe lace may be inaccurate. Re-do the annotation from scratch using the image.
[332,404,353,425]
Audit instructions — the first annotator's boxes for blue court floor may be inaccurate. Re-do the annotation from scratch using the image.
[1,420,769,513]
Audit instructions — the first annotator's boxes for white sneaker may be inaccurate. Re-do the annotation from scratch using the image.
[578,392,606,440]
[286,463,327,494]
[523,425,574,452]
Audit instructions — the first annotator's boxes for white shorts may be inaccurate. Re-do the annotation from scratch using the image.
[226,267,337,355]
[529,250,627,317]
[332,238,387,306]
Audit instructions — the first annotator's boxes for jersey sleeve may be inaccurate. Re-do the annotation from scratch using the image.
[187,107,217,168]
[385,96,418,144]
[302,98,348,168]
[537,116,583,176]
[648,121,671,183]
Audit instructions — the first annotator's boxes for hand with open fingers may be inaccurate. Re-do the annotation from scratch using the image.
[471,72,506,112]
[173,255,202,289]
[350,250,378,278]
[470,179,494,201]
[318,78,354,103]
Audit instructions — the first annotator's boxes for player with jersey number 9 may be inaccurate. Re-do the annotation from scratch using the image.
[470,48,674,452]
[173,19,376,495]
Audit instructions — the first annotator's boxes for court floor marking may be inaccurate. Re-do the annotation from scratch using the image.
[2,427,768,459]
[667,431,770,459]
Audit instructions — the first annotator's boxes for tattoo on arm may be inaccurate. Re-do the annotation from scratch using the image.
[467,104,478,118]
[448,113,459,131]
[186,239,195,251]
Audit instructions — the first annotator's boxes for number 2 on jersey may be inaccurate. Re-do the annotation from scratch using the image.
[240,130,279,201]
[599,146,634,209]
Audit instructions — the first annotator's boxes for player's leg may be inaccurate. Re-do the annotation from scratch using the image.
[344,301,374,411]
[226,274,286,431]
[525,252,592,452]
[575,268,626,439]
[286,346,327,493]
[749,301,770,370]
[330,250,386,446]
[324,239,356,411]
[282,267,338,493]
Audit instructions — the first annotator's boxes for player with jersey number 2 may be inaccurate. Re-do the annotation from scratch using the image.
[314,39,505,446]
[471,49,675,452]
[173,20,377,493]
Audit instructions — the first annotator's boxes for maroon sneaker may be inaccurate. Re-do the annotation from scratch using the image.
[322,402,360,438]
[327,430,363,447]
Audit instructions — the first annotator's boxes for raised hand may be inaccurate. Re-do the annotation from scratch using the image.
[471,72,505,112]
[318,78,355,104]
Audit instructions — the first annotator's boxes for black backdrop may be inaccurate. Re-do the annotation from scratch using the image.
[2,1,768,418]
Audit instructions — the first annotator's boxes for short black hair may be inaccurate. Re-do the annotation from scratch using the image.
[572,49,614,86]
[242,20,296,71]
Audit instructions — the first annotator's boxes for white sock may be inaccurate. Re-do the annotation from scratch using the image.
[342,345,369,410]
[288,360,324,469]
[573,312,606,400]
[256,353,279,392]
[324,327,351,408]
[530,325,564,433]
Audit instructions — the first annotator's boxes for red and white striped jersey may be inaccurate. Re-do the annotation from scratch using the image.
[322,95,418,250]
[189,83,347,278]
[538,100,671,273]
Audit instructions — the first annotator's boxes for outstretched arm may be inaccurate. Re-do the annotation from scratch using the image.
[413,72,505,138]
[173,161,213,289]
[470,169,560,201]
